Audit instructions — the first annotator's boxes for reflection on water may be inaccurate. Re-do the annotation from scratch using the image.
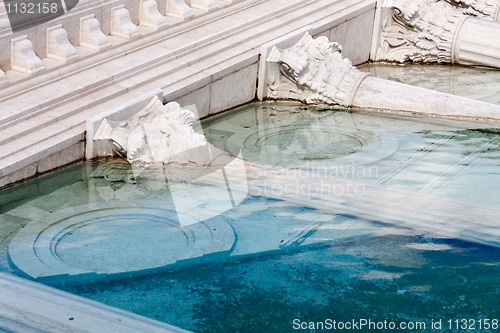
[358,63,500,104]
[203,103,500,206]
[2,95,500,331]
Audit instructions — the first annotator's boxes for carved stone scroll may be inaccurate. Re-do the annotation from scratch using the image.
[373,0,500,68]
[264,32,370,107]
[94,96,231,165]
[444,0,500,22]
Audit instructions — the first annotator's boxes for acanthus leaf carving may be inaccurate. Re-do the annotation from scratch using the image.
[376,0,465,64]
[94,96,231,166]
[266,32,369,107]
[444,0,500,21]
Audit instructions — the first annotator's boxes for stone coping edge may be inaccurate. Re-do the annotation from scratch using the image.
[0,272,192,333]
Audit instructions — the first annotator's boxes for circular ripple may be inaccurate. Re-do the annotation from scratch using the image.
[227,123,398,168]
[55,215,189,273]
[9,205,235,281]
[252,128,363,159]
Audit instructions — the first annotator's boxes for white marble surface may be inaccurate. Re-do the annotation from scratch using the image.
[46,25,80,62]
[10,36,45,74]
[139,0,168,29]
[0,272,191,332]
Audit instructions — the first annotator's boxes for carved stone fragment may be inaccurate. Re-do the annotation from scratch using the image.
[375,0,465,64]
[94,96,231,165]
[373,0,500,67]
[265,32,370,107]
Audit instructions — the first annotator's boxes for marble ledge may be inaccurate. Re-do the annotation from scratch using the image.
[0,272,190,333]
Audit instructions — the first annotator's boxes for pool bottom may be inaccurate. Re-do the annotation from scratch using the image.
[60,233,500,333]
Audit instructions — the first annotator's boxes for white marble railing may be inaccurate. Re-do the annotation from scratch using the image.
[0,0,237,85]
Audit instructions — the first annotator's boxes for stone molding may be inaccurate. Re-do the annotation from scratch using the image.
[1,0,225,80]
[0,272,191,332]
[264,32,370,107]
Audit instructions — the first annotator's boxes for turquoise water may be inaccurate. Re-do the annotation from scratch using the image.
[61,232,500,333]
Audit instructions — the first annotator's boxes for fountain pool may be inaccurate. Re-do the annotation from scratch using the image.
[2,65,500,332]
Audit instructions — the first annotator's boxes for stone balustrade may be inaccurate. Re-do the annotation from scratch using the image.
[0,0,236,85]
